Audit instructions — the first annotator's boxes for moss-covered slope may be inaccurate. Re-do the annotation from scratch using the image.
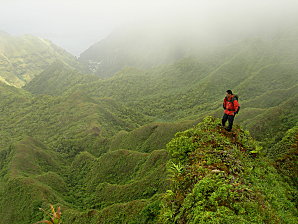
[160,117,297,223]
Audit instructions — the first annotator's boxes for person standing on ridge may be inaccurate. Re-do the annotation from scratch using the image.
[222,90,240,132]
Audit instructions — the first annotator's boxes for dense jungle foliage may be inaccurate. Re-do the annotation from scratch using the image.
[0,28,297,223]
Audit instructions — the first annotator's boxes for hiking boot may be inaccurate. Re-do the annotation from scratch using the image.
[225,128,232,132]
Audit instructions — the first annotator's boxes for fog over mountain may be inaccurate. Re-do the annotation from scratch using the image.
[1,1,298,223]
[1,0,298,55]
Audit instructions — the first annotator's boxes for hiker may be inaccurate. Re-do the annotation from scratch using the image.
[222,90,240,131]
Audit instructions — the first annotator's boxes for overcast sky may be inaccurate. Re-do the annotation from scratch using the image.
[1,0,298,56]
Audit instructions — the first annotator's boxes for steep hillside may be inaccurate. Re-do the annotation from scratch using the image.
[240,91,298,143]
[0,137,68,224]
[108,120,197,153]
[2,118,296,224]
[270,125,298,194]
[79,23,298,80]
[23,61,99,95]
[70,36,298,143]
[0,137,169,224]
[78,23,202,77]
[24,37,298,145]
[0,83,150,152]
[0,26,297,224]
[0,31,82,87]
[159,117,297,223]
[25,28,298,139]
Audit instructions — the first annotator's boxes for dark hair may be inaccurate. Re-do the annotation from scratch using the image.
[226,90,233,94]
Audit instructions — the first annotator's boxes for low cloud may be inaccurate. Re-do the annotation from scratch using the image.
[0,0,297,55]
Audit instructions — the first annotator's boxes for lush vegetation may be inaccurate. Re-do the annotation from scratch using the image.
[72,35,298,145]
[269,125,298,200]
[0,27,297,223]
[0,32,83,87]
[160,117,297,223]
[0,136,169,224]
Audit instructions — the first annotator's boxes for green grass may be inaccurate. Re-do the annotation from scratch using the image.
[0,28,298,223]
[160,116,298,223]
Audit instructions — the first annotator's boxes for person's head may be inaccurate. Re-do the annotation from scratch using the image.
[226,90,233,97]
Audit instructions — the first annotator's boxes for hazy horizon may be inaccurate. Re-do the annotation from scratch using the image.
[1,0,298,56]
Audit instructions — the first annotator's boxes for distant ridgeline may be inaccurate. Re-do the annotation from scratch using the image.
[0,31,83,87]
[0,27,297,223]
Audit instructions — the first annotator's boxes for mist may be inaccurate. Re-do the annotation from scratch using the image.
[1,0,298,56]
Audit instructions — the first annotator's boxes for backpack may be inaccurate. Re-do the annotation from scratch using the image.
[232,95,240,114]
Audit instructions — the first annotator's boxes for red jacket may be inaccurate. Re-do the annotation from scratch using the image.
[223,95,239,115]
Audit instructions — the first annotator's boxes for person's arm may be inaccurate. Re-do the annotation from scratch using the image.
[223,98,226,109]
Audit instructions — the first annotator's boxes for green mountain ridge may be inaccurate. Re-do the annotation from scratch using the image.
[23,62,98,96]
[0,136,169,223]
[55,53,298,144]
[160,117,298,223]
[0,82,151,157]
[108,120,198,153]
[0,27,297,223]
[0,32,82,87]
[71,36,298,123]
[78,24,198,77]
[1,118,297,223]
[78,22,293,78]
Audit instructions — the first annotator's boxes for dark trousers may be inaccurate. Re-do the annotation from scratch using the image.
[222,113,235,131]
